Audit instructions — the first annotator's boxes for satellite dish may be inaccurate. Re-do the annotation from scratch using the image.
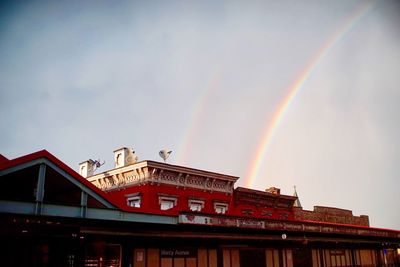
[159,150,172,163]
[126,148,138,164]
[91,159,105,172]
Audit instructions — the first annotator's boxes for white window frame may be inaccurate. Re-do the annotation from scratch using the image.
[159,195,177,211]
[188,199,205,212]
[214,202,228,214]
[126,195,141,208]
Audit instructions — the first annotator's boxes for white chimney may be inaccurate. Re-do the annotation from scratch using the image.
[79,160,96,178]
[114,147,138,168]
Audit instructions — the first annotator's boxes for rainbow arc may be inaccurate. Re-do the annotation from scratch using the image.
[244,1,376,188]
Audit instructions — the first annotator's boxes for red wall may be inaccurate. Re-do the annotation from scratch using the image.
[105,184,294,220]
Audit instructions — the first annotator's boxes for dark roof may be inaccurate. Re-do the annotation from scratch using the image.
[0,149,119,209]
[0,154,9,165]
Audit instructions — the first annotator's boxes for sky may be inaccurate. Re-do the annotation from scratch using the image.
[1,0,399,230]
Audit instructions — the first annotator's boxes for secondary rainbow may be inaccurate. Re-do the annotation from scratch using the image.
[176,70,222,165]
[244,1,376,188]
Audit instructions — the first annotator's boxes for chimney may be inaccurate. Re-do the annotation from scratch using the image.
[266,187,281,195]
[114,147,138,168]
[79,159,96,178]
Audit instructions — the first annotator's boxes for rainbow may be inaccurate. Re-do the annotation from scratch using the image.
[176,70,223,165]
[244,0,376,188]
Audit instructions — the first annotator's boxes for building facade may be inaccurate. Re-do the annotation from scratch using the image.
[0,148,399,267]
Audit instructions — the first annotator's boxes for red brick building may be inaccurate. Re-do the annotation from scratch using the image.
[0,148,399,267]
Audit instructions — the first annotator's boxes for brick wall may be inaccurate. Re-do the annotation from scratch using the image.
[294,206,369,226]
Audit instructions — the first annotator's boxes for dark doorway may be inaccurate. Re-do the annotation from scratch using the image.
[292,247,312,267]
[240,249,266,267]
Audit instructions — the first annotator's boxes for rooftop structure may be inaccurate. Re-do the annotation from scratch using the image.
[0,148,399,267]
[80,147,370,226]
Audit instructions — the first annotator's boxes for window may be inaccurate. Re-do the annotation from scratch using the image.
[214,202,228,214]
[242,209,254,215]
[126,193,141,208]
[159,195,177,210]
[188,199,204,212]
[127,196,141,207]
[161,200,174,210]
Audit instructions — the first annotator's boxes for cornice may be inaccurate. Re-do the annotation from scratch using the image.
[87,160,239,194]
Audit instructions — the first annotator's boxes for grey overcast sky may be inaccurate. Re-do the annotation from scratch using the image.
[1,0,399,229]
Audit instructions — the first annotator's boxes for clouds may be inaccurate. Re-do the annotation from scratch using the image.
[0,0,399,229]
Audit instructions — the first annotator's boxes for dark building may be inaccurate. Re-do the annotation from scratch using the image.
[0,148,399,267]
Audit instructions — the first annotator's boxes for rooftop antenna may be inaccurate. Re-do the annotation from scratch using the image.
[159,150,172,163]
